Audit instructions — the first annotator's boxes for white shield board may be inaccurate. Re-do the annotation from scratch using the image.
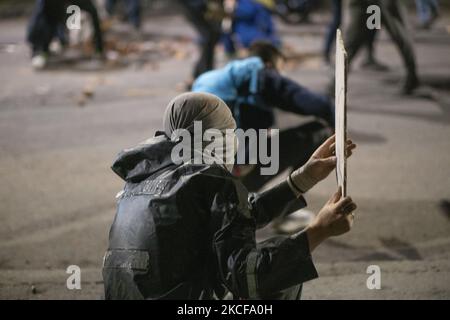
[335,29,348,197]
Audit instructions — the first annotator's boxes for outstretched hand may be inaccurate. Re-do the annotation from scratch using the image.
[289,135,356,194]
[306,134,356,182]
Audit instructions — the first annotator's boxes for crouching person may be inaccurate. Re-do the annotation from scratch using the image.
[102,92,357,300]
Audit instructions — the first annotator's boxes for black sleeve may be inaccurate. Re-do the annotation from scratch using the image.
[259,69,335,127]
[249,180,307,228]
[211,177,317,299]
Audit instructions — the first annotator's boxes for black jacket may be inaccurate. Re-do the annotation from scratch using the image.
[237,69,335,131]
[102,133,318,300]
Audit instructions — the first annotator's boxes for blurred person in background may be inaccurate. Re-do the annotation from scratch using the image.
[324,0,388,71]
[344,0,419,94]
[323,0,342,65]
[222,0,281,57]
[192,41,334,193]
[273,0,316,24]
[105,0,142,31]
[193,41,334,132]
[362,28,389,71]
[27,0,104,69]
[415,0,439,29]
[176,0,224,83]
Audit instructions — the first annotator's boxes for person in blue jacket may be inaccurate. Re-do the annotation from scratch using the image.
[192,40,334,192]
[223,0,280,56]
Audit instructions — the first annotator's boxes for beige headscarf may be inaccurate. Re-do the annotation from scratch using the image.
[163,92,237,172]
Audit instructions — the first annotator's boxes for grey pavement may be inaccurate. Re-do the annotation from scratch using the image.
[0,11,450,299]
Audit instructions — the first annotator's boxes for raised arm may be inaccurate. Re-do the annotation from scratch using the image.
[212,181,357,299]
[212,184,317,299]
[249,180,307,228]
[259,69,335,127]
[251,135,356,226]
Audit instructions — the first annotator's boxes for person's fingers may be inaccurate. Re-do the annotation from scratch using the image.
[329,187,342,204]
[319,156,337,168]
[328,140,355,158]
[329,142,336,154]
[346,143,356,150]
[345,142,356,158]
[314,134,336,157]
[341,203,357,215]
[347,214,355,228]
[335,196,354,212]
[323,134,336,146]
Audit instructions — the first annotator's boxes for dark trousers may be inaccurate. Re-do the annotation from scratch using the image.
[324,0,342,62]
[27,0,66,55]
[366,28,378,62]
[325,0,380,64]
[345,0,417,81]
[27,0,104,55]
[74,0,104,53]
[415,0,439,24]
[177,1,221,78]
[106,0,141,29]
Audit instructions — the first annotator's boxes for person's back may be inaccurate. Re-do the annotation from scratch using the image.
[103,93,249,300]
[233,0,280,48]
[192,56,264,106]
[103,131,319,300]
[104,133,243,299]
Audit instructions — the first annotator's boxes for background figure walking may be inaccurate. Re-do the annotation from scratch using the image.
[415,0,439,29]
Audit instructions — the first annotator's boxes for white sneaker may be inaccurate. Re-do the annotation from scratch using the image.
[31,54,47,70]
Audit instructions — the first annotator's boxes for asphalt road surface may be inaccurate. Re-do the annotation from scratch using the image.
[0,11,450,299]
